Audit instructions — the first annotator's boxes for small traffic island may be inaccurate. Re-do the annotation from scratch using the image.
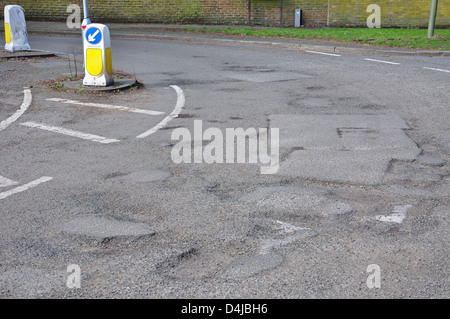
[42,71,140,95]
[75,23,138,93]
[63,77,139,93]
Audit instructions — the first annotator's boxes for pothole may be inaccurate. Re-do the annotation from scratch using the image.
[53,215,156,241]
[220,253,284,279]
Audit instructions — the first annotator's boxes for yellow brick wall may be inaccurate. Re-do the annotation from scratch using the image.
[1,0,449,27]
[329,0,450,27]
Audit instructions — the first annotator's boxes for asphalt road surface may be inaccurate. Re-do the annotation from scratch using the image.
[0,33,449,299]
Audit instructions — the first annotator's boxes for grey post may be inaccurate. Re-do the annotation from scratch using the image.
[280,0,284,27]
[82,0,91,27]
[82,0,91,70]
[428,0,438,38]
[248,0,251,26]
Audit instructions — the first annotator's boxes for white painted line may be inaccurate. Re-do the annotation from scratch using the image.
[0,176,53,200]
[0,88,32,132]
[275,220,310,233]
[0,175,19,188]
[136,85,185,138]
[422,67,450,74]
[364,58,400,65]
[46,98,165,116]
[20,121,120,144]
[375,204,412,224]
[304,50,341,57]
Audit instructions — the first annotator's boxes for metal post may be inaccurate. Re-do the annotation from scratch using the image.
[82,0,91,28]
[82,0,91,73]
[428,0,438,38]
[280,0,283,27]
[327,0,331,27]
[248,0,251,26]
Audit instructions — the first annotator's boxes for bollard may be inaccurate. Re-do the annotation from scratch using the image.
[4,5,30,52]
[295,9,302,28]
[83,23,114,87]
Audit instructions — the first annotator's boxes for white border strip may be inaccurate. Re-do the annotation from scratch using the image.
[422,67,450,74]
[136,85,185,138]
[0,88,32,132]
[305,50,341,57]
[21,121,120,144]
[0,176,53,200]
[46,98,165,116]
[364,58,400,65]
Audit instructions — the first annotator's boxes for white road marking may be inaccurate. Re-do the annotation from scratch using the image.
[259,220,312,255]
[422,67,450,74]
[375,204,412,224]
[0,176,53,200]
[0,176,19,188]
[275,220,309,234]
[136,85,185,138]
[0,88,32,132]
[364,58,400,65]
[46,98,165,116]
[305,50,341,57]
[20,121,120,144]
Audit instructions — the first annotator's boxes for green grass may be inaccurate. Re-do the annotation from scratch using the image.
[183,27,450,51]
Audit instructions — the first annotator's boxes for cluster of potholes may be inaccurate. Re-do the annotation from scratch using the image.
[44,165,447,285]
[50,181,351,280]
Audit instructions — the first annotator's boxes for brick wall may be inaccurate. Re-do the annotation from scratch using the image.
[202,0,329,27]
[1,0,449,27]
[329,0,450,28]
[0,0,329,26]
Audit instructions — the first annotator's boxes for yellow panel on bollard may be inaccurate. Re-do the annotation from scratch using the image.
[86,49,103,76]
[4,23,11,43]
[4,5,31,52]
[105,48,112,75]
[83,23,114,87]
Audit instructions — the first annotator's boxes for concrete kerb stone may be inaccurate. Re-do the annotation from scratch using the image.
[0,49,55,59]
[62,77,138,92]
[299,44,337,53]
[414,50,448,57]
[373,49,428,56]
[334,46,375,55]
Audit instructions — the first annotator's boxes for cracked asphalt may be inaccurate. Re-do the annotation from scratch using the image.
[0,31,449,299]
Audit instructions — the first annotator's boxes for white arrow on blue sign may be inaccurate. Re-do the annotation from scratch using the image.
[86,27,102,44]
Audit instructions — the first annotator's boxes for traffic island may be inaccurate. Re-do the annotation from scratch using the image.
[63,77,138,93]
[42,72,140,94]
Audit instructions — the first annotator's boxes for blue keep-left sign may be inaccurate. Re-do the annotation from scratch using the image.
[86,27,102,45]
